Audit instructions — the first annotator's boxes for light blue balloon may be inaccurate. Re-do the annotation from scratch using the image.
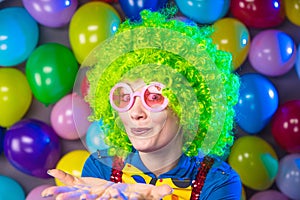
[235,73,279,134]
[0,7,39,67]
[0,176,25,200]
[85,120,109,153]
[276,154,300,200]
[175,0,230,24]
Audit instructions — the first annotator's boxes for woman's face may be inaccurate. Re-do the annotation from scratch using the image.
[117,79,180,153]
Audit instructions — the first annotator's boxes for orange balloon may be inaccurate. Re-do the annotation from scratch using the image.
[69,2,121,64]
[211,17,250,70]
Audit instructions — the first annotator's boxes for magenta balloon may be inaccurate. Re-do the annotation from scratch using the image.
[51,93,91,140]
[276,154,300,199]
[22,0,78,28]
[250,190,288,200]
[249,30,296,77]
[26,184,55,200]
[4,119,61,178]
[271,100,300,153]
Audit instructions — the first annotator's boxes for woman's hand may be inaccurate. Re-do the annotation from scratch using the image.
[41,169,173,200]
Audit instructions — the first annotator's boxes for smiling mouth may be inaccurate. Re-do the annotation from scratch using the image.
[131,128,152,135]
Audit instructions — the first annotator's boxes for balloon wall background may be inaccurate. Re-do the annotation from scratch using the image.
[0,0,300,199]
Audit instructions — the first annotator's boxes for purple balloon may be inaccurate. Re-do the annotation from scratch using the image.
[250,190,288,200]
[22,0,78,28]
[4,119,61,178]
[249,30,296,77]
[0,127,5,154]
[276,153,300,199]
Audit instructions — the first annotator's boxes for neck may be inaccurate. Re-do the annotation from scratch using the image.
[139,128,183,177]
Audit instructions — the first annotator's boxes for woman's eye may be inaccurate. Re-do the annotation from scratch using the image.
[147,93,163,102]
[121,94,130,102]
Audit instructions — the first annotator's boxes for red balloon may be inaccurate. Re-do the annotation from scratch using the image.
[230,0,285,28]
[271,100,300,153]
[80,75,90,97]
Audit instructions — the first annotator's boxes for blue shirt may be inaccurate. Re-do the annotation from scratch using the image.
[82,150,242,200]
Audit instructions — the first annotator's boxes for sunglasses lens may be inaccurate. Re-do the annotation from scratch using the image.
[144,85,166,109]
[111,86,131,109]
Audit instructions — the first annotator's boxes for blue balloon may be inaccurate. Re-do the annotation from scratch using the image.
[235,73,279,134]
[175,0,230,24]
[85,120,109,153]
[0,127,5,154]
[0,7,39,66]
[0,176,25,200]
[119,0,168,20]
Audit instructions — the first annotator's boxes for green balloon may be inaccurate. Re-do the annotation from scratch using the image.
[26,43,78,105]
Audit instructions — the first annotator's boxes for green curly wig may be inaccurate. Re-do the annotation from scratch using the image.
[84,8,240,159]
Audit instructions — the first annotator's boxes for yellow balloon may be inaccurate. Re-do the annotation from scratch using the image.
[55,150,90,186]
[228,136,278,191]
[69,2,121,64]
[0,68,32,128]
[211,17,250,70]
[284,0,300,26]
[241,186,246,200]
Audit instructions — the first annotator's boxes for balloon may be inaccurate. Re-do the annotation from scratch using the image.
[271,100,300,153]
[55,150,90,186]
[235,73,279,134]
[0,175,25,200]
[0,68,32,128]
[22,0,78,28]
[50,93,91,140]
[80,75,90,97]
[283,0,300,26]
[296,44,300,80]
[69,2,121,63]
[0,127,5,154]
[175,0,230,24]
[4,119,61,178]
[250,190,288,200]
[228,136,279,190]
[230,0,285,28]
[26,184,55,200]
[85,120,109,153]
[120,0,168,20]
[211,17,250,70]
[26,43,78,105]
[249,30,296,77]
[241,186,246,200]
[0,7,39,66]
[276,153,300,199]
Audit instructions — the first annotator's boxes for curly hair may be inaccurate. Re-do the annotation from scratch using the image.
[84,8,240,159]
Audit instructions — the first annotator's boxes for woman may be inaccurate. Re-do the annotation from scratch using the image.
[42,8,241,200]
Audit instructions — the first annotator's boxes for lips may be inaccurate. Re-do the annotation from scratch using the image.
[130,128,151,135]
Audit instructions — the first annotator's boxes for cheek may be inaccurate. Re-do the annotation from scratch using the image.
[150,112,167,126]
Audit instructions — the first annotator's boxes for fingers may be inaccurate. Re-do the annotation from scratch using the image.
[41,186,79,198]
[149,184,173,199]
[47,169,83,186]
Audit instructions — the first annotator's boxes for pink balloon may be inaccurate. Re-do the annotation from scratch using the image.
[51,93,91,140]
[250,190,288,200]
[249,30,296,77]
[22,0,78,28]
[26,184,55,200]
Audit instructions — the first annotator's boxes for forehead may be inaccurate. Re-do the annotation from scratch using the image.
[123,79,146,91]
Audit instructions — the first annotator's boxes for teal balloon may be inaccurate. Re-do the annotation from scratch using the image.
[235,73,279,134]
[0,7,39,66]
[175,0,230,24]
[86,120,109,153]
[26,43,78,105]
[0,176,25,200]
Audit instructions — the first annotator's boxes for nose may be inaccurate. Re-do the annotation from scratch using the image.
[129,97,147,120]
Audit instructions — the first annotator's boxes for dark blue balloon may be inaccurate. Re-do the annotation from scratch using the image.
[235,73,279,134]
[0,127,5,154]
[119,0,168,20]
[4,119,61,178]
